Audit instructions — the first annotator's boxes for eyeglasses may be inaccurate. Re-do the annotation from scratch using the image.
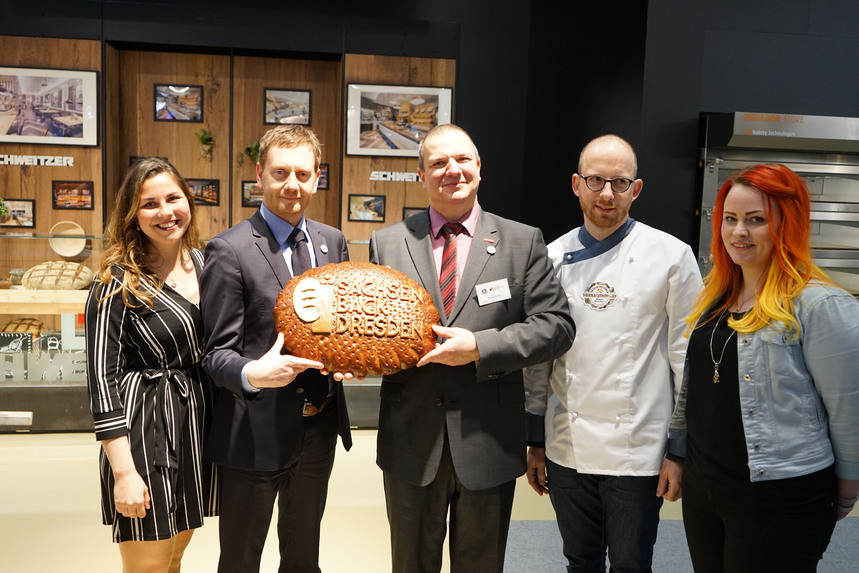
[579,175,634,194]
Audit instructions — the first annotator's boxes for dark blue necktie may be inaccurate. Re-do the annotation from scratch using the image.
[289,227,311,277]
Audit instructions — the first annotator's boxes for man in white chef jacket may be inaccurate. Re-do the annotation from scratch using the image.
[523,134,702,573]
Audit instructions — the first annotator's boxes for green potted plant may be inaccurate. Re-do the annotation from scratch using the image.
[0,197,8,224]
[242,140,260,164]
[195,128,214,160]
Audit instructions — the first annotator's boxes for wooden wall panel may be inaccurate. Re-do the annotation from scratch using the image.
[341,54,456,262]
[0,35,102,283]
[113,50,231,241]
[1,38,455,283]
[103,44,121,219]
[231,56,341,229]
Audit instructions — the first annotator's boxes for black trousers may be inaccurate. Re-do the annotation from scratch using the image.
[682,463,837,573]
[383,432,516,573]
[216,406,339,573]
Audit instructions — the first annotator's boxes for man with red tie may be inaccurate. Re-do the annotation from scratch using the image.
[369,123,576,573]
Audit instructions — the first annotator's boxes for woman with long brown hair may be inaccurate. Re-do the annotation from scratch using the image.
[669,163,859,572]
[85,157,217,572]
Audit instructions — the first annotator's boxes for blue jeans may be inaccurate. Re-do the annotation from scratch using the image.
[546,457,662,573]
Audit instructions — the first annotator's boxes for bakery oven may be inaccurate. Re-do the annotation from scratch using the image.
[697,112,859,295]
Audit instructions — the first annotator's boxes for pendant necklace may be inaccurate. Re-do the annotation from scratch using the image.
[161,269,177,288]
[163,253,187,289]
[709,312,735,383]
[709,294,755,383]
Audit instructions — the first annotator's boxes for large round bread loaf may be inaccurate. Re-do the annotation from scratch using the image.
[22,261,94,290]
[274,261,439,376]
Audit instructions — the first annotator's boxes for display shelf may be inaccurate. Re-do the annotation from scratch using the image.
[0,289,88,314]
[0,232,103,240]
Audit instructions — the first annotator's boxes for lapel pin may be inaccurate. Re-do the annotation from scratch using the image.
[483,238,495,243]
[320,244,329,254]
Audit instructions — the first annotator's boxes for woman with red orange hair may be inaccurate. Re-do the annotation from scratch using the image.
[668,163,859,572]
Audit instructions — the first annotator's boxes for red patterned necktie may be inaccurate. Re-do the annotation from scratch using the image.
[439,222,463,316]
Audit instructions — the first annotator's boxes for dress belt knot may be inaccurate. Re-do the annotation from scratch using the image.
[142,368,191,471]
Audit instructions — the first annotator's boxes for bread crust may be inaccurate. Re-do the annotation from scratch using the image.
[274,261,439,376]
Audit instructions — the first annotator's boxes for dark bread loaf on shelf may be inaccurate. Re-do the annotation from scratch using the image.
[22,261,94,290]
[273,261,439,377]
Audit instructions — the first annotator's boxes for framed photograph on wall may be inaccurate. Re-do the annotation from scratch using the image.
[0,66,98,146]
[0,199,36,228]
[154,84,203,122]
[345,83,452,157]
[263,88,311,125]
[52,180,94,210]
[241,180,264,208]
[186,178,219,206]
[348,194,386,222]
[317,163,329,190]
[402,206,425,220]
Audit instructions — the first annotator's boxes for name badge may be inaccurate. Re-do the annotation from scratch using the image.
[476,278,511,306]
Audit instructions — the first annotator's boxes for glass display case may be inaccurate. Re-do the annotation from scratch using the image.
[0,233,383,431]
[0,232,101,433]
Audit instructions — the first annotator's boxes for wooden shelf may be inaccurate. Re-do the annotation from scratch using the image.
[0,289,88,314]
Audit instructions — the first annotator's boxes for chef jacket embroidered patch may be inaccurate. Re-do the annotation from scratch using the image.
[581,282,617,310]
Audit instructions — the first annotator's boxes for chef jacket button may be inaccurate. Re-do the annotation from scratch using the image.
[758,469,766,476]
[435,399,443,407]
[754,443,761,451]
[742,338,750,345]
[296,387,305,394]
[748,408,755,415]
[743,374,751,381]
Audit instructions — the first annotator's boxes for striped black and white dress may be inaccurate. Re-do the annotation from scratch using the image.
[85,249,218,542]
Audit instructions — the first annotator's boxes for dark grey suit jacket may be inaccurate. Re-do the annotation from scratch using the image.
[201,210,351,471]
[369,209,575,490]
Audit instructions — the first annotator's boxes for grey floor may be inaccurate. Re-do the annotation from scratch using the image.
[505,517,859,572]
[2,431,855,572]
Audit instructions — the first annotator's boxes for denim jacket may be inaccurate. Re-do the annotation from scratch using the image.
[669,283,859,482]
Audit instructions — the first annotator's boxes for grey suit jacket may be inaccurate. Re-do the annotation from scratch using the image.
[201,210,351,471]
[369,209,575,489]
